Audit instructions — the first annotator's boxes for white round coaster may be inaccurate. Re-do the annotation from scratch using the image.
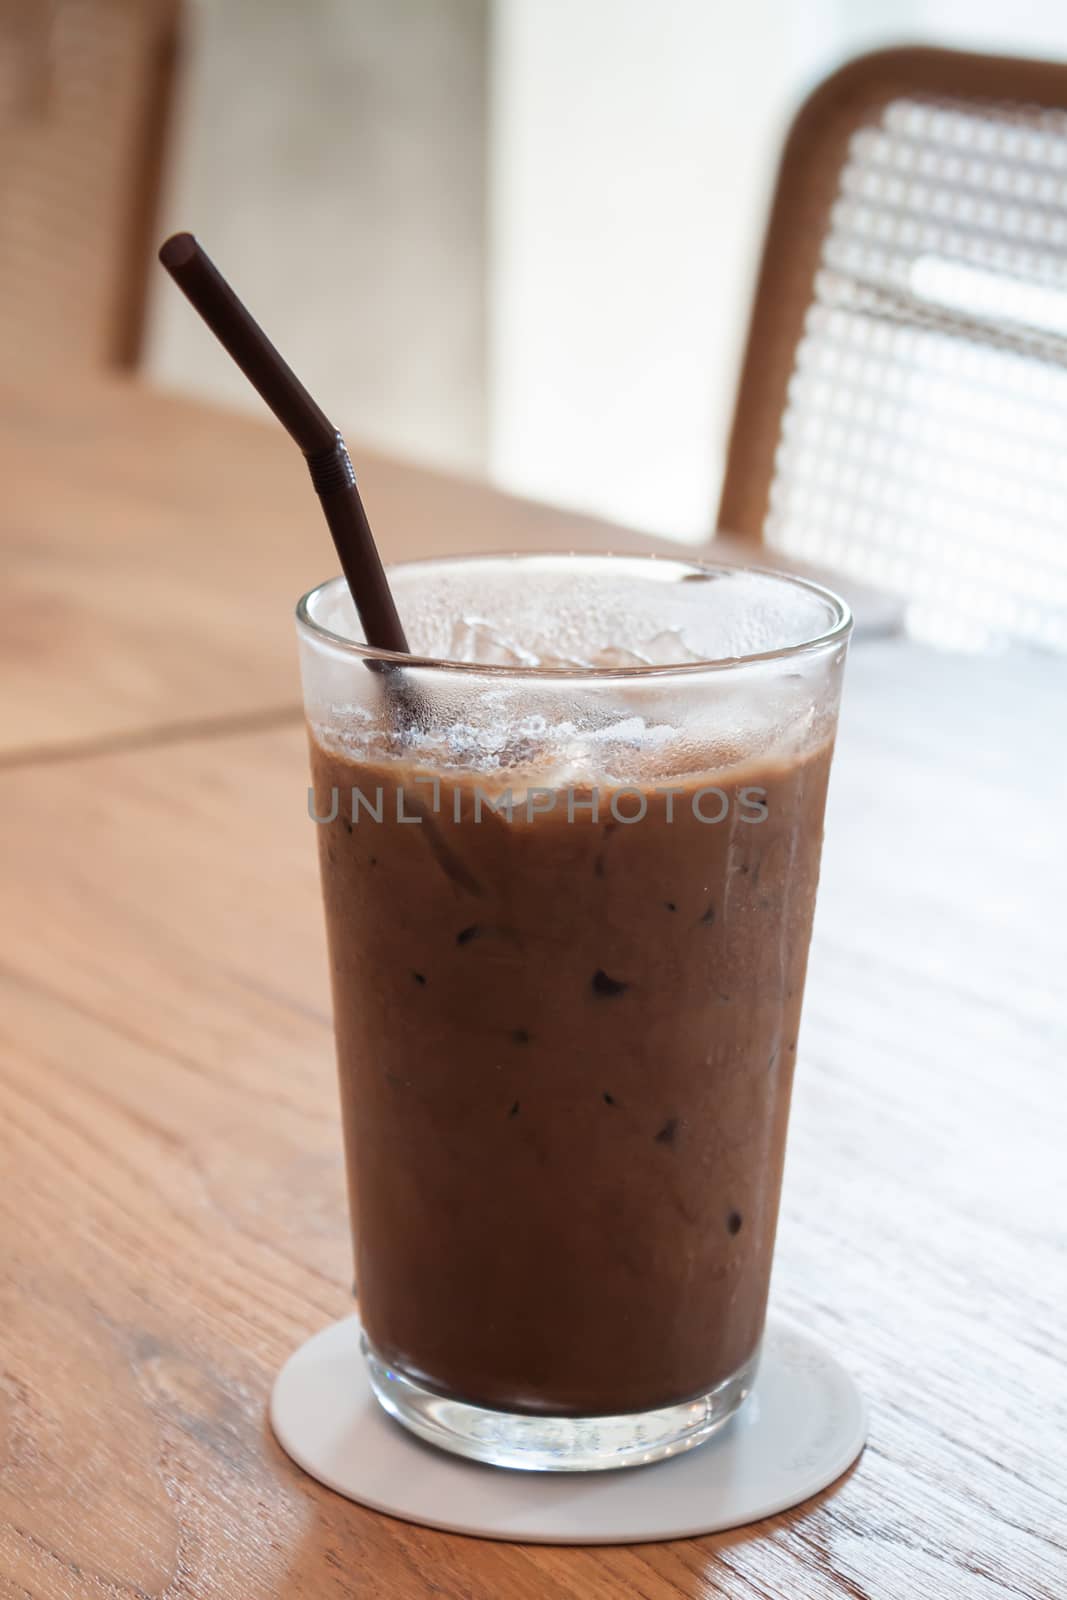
[270,1316,866,1544]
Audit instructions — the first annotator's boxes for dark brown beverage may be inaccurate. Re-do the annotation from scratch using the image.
[310,738,833,1416]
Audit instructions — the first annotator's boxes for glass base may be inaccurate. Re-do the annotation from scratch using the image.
[361,1336,760,1472]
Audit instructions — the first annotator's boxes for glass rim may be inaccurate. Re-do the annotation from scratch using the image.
[295,552,853,679]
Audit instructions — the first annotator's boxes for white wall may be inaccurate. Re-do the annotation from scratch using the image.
[488,0,1067,543]
[489,0,807,542]
[146,0,488,472]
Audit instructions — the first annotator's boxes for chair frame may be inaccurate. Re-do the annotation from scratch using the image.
[717,44,1067,543]
[0,0,181,370]
[110,0,182,367]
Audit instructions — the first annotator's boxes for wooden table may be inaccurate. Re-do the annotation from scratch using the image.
[0,376,899,762]
[1,378,1062,1599]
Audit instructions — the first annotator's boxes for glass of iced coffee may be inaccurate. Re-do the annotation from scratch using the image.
[297,553,851,1471]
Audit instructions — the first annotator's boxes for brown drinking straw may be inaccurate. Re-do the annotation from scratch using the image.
[158,232,409,656]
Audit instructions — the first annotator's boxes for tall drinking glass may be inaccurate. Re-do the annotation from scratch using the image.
[297,554,851,1471]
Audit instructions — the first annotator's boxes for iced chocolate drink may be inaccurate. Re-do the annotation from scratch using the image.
[297,555,851,1471]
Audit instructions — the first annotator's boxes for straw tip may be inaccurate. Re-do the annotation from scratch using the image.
[159,231,199,271]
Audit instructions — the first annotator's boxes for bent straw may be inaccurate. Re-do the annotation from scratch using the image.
[158,232,409,655]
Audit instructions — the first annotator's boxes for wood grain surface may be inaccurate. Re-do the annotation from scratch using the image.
[0,375,900,762]
[1,633,1063,1599]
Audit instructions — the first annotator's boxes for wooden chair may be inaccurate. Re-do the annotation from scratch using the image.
[719,47,1067,651]
[0,0,180,372]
